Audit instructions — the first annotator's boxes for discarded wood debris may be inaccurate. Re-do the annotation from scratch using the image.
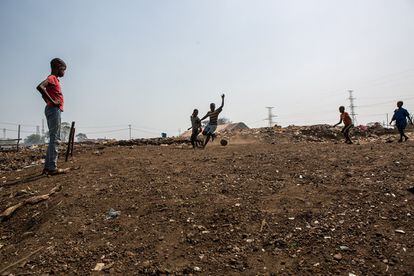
[0,247,43,274]
[0,185,62,222]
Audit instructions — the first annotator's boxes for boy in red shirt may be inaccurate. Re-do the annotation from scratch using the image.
[334,106,354,144]
[36,58,67,175]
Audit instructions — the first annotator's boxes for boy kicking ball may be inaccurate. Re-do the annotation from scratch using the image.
[200,94,225,148]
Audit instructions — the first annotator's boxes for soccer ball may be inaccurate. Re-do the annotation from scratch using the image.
[220,139,228,146]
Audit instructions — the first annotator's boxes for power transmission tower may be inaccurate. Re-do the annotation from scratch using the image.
[348,90,357,125]
[128,124,132,140]
[265,107,277,127]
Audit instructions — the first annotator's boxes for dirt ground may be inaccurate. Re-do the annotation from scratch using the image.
[1,133,413,275]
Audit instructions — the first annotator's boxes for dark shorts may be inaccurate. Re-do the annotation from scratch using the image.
[191,129,200,139]
[396,122,407,132]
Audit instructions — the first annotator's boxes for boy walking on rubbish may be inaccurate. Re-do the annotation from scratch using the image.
[390,101,413,142]
[188,109,202,148]
[334,106,354,144]
[200,94,225,147]
[36,58,67,175]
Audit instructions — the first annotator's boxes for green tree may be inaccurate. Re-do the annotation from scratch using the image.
[24,134,45,145]
[76,133,88,142]
[61,122,71,142]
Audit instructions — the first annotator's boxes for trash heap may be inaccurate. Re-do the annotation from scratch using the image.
[223,124,404,143]
[116,137,190,147]
[291,124,340,142]
[0,146,45,172]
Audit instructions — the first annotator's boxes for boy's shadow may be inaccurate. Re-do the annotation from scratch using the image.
[3,173,45,187]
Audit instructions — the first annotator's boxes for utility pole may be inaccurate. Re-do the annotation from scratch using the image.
[128,124,132,140]
[17,125,21,151]
[265,107,277,127]
[42,119,45,135]
[348,90,357,125]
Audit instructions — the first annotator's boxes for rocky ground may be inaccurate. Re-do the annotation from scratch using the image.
[0,127,413,275]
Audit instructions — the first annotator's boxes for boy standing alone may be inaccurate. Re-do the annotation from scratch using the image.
[334,106,354,144]
[390,101,413,142]
[36,58,67,175]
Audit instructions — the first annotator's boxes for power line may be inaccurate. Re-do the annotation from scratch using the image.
[316,68,414,98]
[76,124,126,129]
[82,128,129,135]
[131,128,160,135]
[0,121,38,127]
[358,96,414,109]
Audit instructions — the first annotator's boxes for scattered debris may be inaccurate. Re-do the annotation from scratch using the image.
[0,185,62,222]
[0,127,412,274]
[106,208,121,220]
[0,247,44,275]
[93,263,105,271]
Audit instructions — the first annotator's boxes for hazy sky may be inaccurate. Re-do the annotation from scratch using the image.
[1,0,414,139]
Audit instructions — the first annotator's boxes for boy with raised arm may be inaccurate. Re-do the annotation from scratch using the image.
[200,94,225,148]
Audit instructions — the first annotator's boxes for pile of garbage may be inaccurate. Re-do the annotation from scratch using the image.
[0,146,46,172]
[116,137,190,147]
[287,124,400,142]
[222,124,404,143]
[290,125,340,141]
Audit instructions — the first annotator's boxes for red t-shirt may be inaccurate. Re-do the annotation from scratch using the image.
[341,112,352,126]
[46,75,64,111]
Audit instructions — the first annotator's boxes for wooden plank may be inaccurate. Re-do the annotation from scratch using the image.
[70,127,75,156]
[65,122,75,162]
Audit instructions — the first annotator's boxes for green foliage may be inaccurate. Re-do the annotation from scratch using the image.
[24,134,45,145]
[61,122,71,142]
[76,133,88,142]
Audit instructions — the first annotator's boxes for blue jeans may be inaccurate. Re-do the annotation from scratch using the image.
[45,106,61,170]
[203,124,217,136]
